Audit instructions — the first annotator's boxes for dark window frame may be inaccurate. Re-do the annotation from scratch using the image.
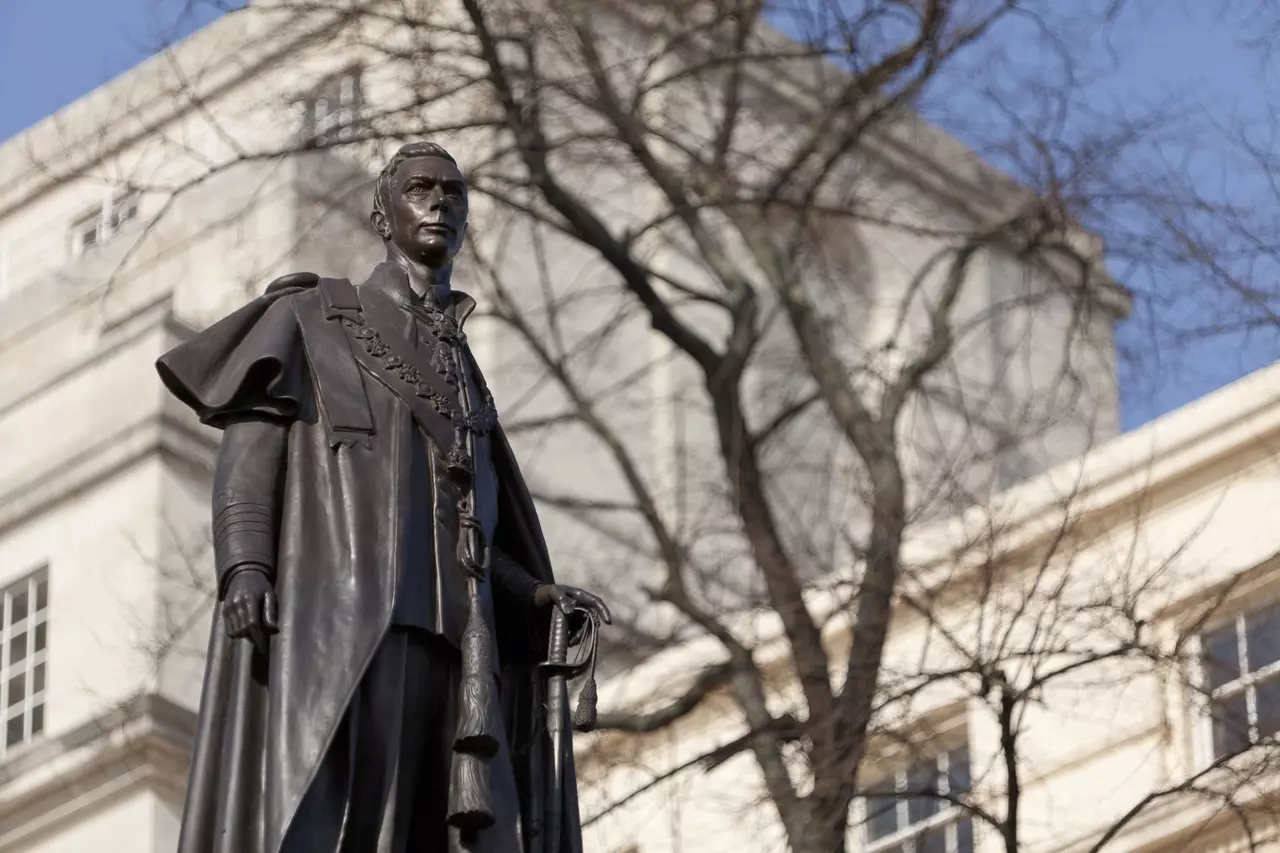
[1199,604,1280,759]
[69,192,140,257]
[860,744,973,853]
[0,568,48,757]
[301,68,365,147]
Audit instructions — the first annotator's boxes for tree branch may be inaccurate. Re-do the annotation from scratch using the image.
[595,661,734,733]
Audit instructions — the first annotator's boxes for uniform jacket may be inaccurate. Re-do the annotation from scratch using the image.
[156,266,583,853]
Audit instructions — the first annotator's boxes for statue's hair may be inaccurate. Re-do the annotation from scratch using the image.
[372,141,459,219]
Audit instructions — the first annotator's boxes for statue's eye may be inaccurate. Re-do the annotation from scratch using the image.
[405,182,426,195]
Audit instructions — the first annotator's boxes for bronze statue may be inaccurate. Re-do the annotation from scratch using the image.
[157,141,610,853]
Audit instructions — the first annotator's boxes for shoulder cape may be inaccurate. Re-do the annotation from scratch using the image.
[156,273,318,428]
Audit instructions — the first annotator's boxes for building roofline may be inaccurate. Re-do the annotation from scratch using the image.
[611,1,1125,309]
[589,359,1280,722]
[0,2,355,221]
[906,358,1280,573]
[0,0,1118,313]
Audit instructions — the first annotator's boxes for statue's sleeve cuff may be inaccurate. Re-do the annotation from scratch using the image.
[218,564,273,600]
[213,500,276,595]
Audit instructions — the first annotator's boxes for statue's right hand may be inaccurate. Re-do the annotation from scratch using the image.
[222,569,279,653]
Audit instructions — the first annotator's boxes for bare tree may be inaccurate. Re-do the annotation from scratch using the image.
[25,1,1276,851]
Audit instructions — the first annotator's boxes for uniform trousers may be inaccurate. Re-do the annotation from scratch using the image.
[286,628,522,853]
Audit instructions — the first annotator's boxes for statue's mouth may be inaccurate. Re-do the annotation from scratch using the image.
[419,222,454,235]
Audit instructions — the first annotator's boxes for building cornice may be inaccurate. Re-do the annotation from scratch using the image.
[0,404,218,540]
[0,693,195,850]
[585,361,1280,756]
[904,359,1280,577]
[1054,755,1280,853]
[0,289,171,416]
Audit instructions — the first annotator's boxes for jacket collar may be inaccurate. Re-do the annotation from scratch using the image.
[361,261,477,327]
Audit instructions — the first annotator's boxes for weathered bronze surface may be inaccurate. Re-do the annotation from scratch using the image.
[157,142,609,853]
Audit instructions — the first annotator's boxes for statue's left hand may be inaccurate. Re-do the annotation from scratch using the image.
[534,584,612,625]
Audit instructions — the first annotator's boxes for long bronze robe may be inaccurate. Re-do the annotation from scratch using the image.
[156,269,583,853]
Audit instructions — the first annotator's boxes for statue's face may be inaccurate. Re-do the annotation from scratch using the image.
[373,156,468,269]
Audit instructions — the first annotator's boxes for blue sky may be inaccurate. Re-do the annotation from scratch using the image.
[1041,2,1279,431]
[0,1,1272,430]
[0,1,231,140]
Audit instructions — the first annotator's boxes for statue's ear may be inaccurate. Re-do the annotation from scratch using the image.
[370,209,390,239]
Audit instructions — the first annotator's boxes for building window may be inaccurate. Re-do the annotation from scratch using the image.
[862,745,973,853]
[302,69,364,146]
[1200,603,1280,758]
[70,192,140,257]
[0,570,47,755]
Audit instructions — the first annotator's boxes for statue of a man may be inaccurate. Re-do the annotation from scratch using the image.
[157,141,609,853]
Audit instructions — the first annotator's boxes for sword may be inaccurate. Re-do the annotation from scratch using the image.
[540,605,600,853]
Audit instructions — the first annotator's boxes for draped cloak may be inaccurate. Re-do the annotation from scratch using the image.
[156,269,583,853]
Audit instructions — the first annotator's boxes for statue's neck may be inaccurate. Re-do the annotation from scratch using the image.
[385,245,452,301]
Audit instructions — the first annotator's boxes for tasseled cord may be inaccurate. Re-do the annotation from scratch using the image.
[448,576,501,832]
[572,613,601,732]
[448,506,501,833]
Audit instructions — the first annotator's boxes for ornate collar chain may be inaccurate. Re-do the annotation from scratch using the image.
[342,298,499,481]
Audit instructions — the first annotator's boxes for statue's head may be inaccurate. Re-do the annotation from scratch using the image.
[370,141,468,270]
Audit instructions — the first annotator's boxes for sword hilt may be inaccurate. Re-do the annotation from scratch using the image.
[546,605,569,665]
[539,606,601,731]
[539,606,597,678]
